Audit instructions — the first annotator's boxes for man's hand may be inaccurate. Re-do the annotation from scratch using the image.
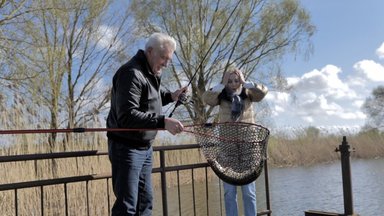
[171,86,188,102]
[164,117,184,135]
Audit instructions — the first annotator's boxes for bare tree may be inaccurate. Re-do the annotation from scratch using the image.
[15,0,133,147]
[130,0,315,124]
[0,0,29,26]
[363,85,384,129]
[0,0,33,82]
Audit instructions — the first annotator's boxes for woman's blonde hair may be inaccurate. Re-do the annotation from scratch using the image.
[221,67,241,82]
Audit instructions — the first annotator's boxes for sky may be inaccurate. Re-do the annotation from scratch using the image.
[98,0,384,133]
[265,0,384,131]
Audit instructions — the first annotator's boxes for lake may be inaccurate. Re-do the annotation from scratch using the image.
[153,158,384,215]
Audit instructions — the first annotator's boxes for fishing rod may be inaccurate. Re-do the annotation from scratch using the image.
[0,127,165,135]
[0,123,212,135]
[168,1,242,117]
[0,123,223,135]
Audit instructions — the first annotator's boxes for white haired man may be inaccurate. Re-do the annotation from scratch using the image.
[107,32,186,215]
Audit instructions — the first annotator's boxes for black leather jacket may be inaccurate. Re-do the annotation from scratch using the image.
[106,50,174,147]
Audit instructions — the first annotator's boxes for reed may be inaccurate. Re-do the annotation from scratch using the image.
[267,127,384,167]
[1,115,384,215]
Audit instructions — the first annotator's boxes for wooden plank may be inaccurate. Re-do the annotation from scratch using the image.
[305,210,341,216]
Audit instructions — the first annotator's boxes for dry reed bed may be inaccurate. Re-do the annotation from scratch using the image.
[267,129,384,167]
[1,129,383,215]
[0,132,213,215]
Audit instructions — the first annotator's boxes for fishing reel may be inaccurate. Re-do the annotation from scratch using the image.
[178,91,192,105]
[168,91,193,117]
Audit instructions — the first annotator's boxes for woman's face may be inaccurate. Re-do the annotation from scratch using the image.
[226,73,241,91]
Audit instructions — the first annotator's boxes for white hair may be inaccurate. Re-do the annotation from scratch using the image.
[145,32,177,52]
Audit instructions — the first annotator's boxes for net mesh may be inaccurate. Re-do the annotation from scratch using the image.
[191,122,270,185]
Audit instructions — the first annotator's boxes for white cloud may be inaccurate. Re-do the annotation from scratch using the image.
[266,92,289,117]
[275,92,290,102]
[265,92,290,109]
[286,77,300,86]
[302,116,314,123]
[274,105,285,113]
[376,42,384,59]
[295,68,329,91]
[352,100,364,108]
[353,60,384,82]
[339,111,366,120]
[266,64,371,129]
[293,65,355,100]
[96,25,124,52]
[346,76,367,88]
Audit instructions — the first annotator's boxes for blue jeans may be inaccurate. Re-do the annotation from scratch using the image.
[108,140,153,216]
[223,181,257,216]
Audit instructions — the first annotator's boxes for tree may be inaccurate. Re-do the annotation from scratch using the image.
[0,0,34,82]
[304,126,320,138]
[130,0,315,124]
[0,0,45,138]
[13,0,133,147]
[363,85,384,129]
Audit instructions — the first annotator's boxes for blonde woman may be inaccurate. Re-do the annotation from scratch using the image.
[202,68,268,216]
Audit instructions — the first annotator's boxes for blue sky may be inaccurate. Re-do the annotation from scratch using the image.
[99,1,384,132]
[265,0,384,130]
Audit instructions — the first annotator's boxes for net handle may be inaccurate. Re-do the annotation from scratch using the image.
[0,122,269,136]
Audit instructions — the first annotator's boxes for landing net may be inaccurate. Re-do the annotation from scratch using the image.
[186,122,270,185]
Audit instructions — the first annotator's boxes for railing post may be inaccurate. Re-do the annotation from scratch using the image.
[305,136,357,216]
[159,150,168,216]
[336,136,354,215]
[264,158,271,216]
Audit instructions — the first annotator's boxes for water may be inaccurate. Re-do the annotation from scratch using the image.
[153,158,384,216]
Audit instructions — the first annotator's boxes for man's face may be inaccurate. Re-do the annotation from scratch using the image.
[147,46,174,76]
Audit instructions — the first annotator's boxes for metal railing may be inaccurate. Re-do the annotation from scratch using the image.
[305,136,358,216]
[0,144,272,216]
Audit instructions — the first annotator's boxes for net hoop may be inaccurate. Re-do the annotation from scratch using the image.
[185,122,270,185]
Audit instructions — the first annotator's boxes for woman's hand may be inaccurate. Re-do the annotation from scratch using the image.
[222,71,230,86]
[235,69,245,84]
